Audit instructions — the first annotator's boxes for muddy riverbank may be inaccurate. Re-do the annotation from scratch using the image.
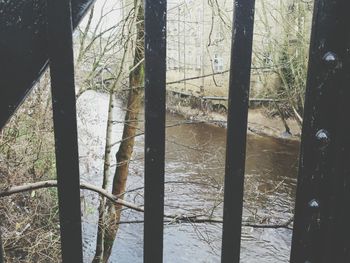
[167,103,301,141]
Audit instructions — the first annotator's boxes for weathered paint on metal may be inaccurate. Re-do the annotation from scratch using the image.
[221,0,256,262]
[144,0,167,262]
[47,0,83,262]
[291,0,350,262]
[2,0,350,262]
[0,0,95,130]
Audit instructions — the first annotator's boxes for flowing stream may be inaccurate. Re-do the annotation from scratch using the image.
[77,91,299,263]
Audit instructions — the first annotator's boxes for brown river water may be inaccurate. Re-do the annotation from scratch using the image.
[77,91,300,263]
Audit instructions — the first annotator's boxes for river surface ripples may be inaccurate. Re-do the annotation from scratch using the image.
[77,91,299,263]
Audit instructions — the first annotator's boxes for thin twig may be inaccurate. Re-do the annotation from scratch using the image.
[0,180,293,229]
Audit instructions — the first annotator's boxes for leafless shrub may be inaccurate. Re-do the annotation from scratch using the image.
[0,72,61,262]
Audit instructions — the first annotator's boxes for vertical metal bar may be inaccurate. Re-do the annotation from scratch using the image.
[290,1,350,262]
[47,0,83,262]
[144,0,167,262]
[221,1,255,262]
[339,30,350,260]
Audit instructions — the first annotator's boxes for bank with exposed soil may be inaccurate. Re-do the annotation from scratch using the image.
[166,100,301,141]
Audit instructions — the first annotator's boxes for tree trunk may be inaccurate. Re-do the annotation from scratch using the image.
[92,1,141,261]
[92,90,115,263]
[97,1,144,262]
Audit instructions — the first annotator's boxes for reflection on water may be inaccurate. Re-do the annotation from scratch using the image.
[77,91,299,263]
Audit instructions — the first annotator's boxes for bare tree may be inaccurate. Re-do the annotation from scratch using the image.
[91,0,144,262]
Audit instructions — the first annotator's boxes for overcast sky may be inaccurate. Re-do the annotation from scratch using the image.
[79,0,188,30]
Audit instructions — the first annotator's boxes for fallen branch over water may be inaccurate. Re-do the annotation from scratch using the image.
[0,180,143,213]
[0,180,293,230]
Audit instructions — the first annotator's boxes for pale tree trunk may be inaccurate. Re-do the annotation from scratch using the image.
[92,6,137,263]
[92,83,117,263]
[92,1,144,262]
[102,3,144,261]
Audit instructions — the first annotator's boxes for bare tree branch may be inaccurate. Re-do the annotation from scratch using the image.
[0,180,143,213]
[0,180,293,230]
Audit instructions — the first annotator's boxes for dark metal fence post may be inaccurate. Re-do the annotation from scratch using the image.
[221,1,255,262]
[290,0,350,262]
[144,0,167,262]
[47,0,83,262]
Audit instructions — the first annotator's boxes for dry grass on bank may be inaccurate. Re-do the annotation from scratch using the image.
[0,75,61,263]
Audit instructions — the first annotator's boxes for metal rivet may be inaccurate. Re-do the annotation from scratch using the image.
[322,51,338,68]
[316,129,330,150]
[308,199,320,209]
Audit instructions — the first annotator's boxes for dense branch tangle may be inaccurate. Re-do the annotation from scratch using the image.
[0,180,293,230]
